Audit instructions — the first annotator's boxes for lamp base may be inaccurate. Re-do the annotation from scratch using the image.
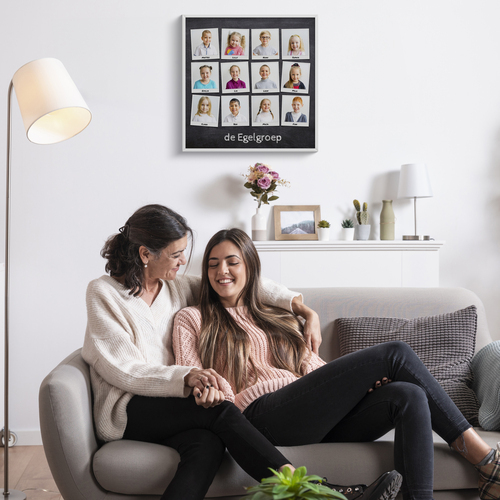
[0,489,27,499]
[402,235,432,241]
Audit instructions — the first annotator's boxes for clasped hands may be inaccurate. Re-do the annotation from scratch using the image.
[184,368,226,409]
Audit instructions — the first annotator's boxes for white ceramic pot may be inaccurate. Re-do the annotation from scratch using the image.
[341,227,355,241]
[356,224,371,240]
[318,227,330,241]
[251,207,267,241]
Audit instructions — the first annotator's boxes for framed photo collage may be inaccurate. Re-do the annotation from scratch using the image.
[182,16,317,152]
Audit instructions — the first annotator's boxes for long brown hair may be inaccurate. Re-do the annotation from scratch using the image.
[198,228,310,393]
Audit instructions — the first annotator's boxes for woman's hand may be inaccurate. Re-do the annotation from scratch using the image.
[194,385,226,409]
[368,377,392,393]
[292,297,322,354]
[184,367,223,394]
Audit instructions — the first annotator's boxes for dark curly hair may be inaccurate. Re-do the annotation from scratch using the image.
[101,204,193,296]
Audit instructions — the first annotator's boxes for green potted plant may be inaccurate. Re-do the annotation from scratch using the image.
[340,218,355,241]
[245,466,347,500]
[353,200,370,240]
[317,220,331,241]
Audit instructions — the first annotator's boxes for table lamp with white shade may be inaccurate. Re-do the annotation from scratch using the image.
[397,163,433,241]
[2,58,91,499]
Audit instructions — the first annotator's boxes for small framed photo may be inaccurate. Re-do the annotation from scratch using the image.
[221,28,250,59]
[221,62,249,93]
[252,61,280,93]
[221,95,249,126]
[191,28,219,59]
[251,28,280,59]
[274,205,320,240]
[282,29,310,59]
[191,62,219,93]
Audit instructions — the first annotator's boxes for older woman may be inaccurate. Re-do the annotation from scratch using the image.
[82,204,335,500]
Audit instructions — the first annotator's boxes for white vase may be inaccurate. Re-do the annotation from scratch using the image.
[341,227,355,241]
[251,207,267,241]
[318,228,330,241]
[356,224,371,240]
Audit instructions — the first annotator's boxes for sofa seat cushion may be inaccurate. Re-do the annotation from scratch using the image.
[337,306,480,425]
[93,429,500,496]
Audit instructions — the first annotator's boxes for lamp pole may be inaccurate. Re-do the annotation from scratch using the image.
[1,81,26,500]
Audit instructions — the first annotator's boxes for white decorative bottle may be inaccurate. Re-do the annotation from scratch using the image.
[252,207,267,241]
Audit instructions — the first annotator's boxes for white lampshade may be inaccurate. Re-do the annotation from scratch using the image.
[397,163,433,199]
[11,58,91,145]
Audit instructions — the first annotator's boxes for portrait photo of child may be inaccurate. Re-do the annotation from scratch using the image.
[252,95,280,126]
[251,29,279,58]
[191,62,219,93]
[281,62,310,94]
[191,28,219,59]
[190,95,220,127]
[281,95,310,127]
[252,61,280,93]
[221,62,249,93]
[221,95,249,126]
[221,29,249,59]
[281,29,310,59]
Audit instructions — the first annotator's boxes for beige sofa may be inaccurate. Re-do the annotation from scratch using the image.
[39,287,500,500]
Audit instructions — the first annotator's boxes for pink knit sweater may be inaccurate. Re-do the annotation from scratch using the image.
[173,306,325,412]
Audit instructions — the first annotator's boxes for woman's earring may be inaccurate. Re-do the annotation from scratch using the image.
[144,263,148,268]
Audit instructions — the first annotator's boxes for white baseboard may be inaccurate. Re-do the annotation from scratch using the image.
[14,430,42,446]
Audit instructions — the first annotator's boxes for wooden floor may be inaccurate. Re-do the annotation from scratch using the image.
[0,446,62,499]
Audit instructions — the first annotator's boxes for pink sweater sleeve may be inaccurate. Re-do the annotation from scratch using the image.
[173,308,236,403]
[304,351,327,374]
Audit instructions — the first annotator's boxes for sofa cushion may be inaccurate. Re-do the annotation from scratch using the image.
[92,429,500,496]
[472,340,500,431]
[337,306,480,426]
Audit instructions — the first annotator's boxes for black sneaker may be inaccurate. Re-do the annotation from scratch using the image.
[317,471,403,500]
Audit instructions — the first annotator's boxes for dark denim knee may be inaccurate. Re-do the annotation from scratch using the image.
[382,340,421,364]
[183,429,225,462]
[386,381,430,417]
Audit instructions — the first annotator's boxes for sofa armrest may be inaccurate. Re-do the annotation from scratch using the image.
[39,349,108,500]
[472,340,500,431]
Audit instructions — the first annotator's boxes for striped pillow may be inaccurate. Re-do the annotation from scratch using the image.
[472,340,500,431]
[337,306,479,426]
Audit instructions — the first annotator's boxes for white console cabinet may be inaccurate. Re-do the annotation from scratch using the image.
[255,240,444,288]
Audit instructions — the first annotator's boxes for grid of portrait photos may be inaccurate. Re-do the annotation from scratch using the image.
[182,16,316,151]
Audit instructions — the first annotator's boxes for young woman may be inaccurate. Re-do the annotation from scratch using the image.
[173,228,500,500]
[82,205,397,500]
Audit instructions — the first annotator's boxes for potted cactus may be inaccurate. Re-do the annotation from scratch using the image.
[317,220,331,241]
[245,466,346,500]
[353,200,370,240]
[340,219,355,241]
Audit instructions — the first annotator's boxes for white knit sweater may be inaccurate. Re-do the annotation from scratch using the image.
[82,274,299,442]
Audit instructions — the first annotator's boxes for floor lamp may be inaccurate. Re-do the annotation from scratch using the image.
[2,58,91,499]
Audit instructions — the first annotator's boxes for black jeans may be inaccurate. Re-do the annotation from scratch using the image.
[123,394,289,500]
[243,341,471,500]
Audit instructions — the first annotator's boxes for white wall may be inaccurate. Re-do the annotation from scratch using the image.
[1,0,499,444]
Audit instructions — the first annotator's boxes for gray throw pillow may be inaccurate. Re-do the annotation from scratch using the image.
[471,340,500,431]
[337,306,479,426]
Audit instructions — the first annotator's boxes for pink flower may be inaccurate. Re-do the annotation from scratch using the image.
[257,177,271,189]
[256,164,269,174]
[269,171,280,180]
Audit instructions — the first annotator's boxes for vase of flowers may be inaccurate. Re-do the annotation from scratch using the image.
[243,163,289,241]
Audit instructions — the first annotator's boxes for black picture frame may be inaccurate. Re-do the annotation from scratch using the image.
[182,15,317,152]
